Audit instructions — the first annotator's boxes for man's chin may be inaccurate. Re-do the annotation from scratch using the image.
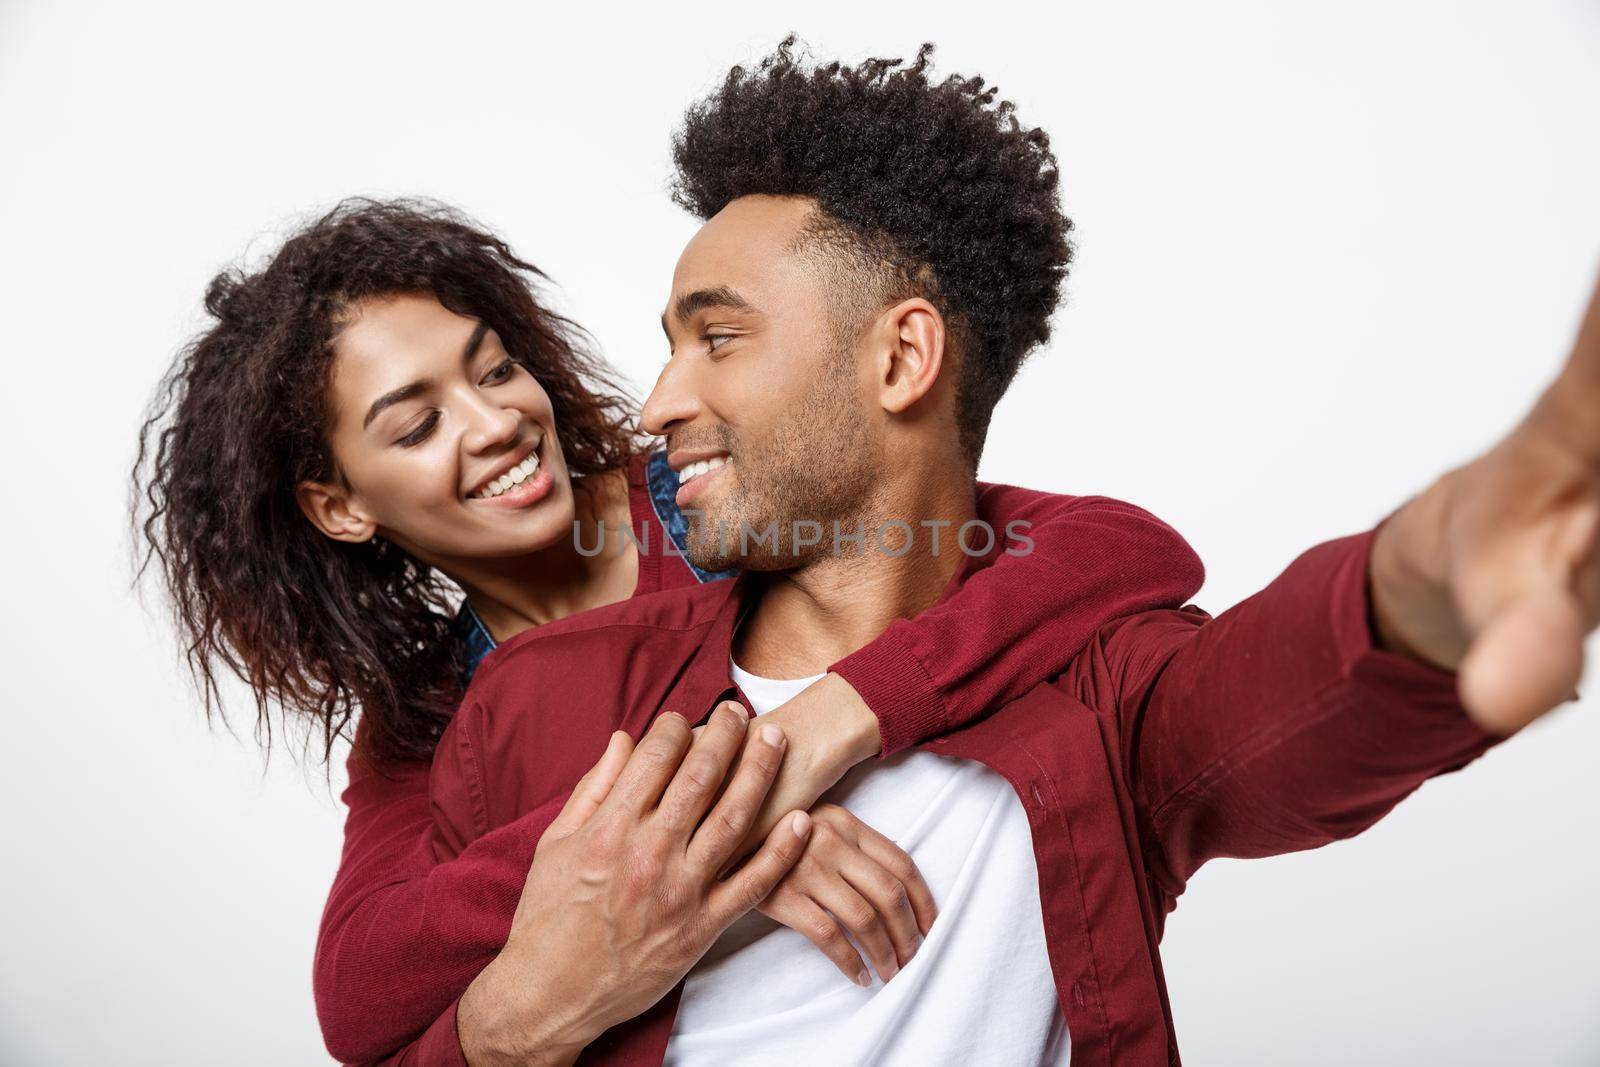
[681,532,749,573]
[681,525,775,573]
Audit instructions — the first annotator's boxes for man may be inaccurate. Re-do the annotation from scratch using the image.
[389,41,1594,1064]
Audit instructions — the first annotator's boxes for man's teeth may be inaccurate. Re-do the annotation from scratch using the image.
[475,452,540,499]
[678,455,730,485]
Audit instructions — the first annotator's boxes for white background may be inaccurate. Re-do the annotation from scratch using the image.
[2,1,1597,1063]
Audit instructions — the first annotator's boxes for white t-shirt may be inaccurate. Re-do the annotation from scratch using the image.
[663,659,1070,1066]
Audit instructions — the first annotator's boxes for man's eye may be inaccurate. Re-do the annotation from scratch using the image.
[398,411,440,447]
[706,334,734,352]
[482,359,516,385]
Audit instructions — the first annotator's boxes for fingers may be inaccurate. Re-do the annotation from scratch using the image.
[706,810,811,930]
[603,711,695,816]
[757,887,872,988]
[1559,268,1600,386]
[545,731,633,841]
[687,721,788,871]
[1459,586,1586,733]
[850,820,939,938]
[806,872,902,984]
[656,702,751,832]
[1536,273,1600,460]
[836,854,927,977]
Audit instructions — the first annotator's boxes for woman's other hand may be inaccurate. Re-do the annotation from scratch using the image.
[756,802,937,987]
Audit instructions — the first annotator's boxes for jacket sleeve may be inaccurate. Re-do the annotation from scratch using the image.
[314,713,571,1065]
[354,1002,469,1066]
[829,483,1207,756]
[1068,512,1507,894]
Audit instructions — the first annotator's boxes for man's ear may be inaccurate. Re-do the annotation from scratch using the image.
[876,297,947,415]
[296,479,377,544]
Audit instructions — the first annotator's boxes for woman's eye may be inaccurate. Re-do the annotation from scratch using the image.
[398,411,440,447]
[482,359,516,385]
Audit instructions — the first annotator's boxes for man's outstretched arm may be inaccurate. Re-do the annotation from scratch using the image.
[1079,270,1600,889]
[1078,518,1501,892]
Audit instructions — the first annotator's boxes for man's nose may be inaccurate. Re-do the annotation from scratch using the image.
[641,357,701,438]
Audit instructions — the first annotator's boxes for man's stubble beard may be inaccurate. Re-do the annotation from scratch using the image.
[684,353,878,574]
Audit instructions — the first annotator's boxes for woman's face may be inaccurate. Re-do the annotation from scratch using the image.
[301,292,578,570]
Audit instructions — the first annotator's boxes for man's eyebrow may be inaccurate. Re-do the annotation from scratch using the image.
[362,320,492,430]
[670,286,756,326]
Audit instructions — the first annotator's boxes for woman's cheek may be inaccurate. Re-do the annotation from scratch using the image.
[383,451,461,517]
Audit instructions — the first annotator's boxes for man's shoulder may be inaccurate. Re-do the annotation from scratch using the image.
[971,480,1205,595]
[976,480,1193,541]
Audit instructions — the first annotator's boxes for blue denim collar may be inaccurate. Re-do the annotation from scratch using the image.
[644,448,738,586]
[452,448,734,683]
[450,598,499,684]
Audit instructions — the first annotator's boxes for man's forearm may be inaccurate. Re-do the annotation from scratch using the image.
[1084,518,1501,889]
[457,952,591,1067]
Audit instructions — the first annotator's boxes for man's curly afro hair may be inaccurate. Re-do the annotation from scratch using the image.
[671,36,1074,466]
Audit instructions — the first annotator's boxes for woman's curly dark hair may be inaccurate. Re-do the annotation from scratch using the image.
[671,37,1074,466]
[132,198,640,767]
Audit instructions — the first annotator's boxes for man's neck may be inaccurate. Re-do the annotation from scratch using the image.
[733,474,980,678]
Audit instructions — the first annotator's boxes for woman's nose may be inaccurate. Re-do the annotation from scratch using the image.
[462,397,520,453]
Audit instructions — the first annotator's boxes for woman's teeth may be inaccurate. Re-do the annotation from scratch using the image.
[678,455,729,485]
[474,451,540,499]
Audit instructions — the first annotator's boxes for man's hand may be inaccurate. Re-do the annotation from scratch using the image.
[1370,271,1600,733]
[457,703,812,1067]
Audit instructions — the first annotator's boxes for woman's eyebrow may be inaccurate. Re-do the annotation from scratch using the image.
[361,321,492,429]
[363,382,428,430]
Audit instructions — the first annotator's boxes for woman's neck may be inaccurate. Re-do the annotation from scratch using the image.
[456,467,639,643]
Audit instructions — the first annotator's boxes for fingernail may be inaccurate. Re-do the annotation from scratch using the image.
[855,969,871,987]
[727,701,750,720]
[791,811,811,836]
[762,724,784,746]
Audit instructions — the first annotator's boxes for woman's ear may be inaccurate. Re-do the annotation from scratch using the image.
[296,480,377,544]
[876,297,947,415]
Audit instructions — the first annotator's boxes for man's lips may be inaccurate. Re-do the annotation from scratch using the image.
[675,457,730,509]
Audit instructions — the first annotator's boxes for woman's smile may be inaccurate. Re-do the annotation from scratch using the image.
[466,435,555,510]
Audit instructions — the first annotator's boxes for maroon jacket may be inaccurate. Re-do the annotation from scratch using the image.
[413,514,1498,1066]
[315,464,1208,1064]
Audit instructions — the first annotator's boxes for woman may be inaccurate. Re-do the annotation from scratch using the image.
[134,198,1203,1063]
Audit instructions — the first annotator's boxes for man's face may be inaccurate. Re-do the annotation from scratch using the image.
[642,195,882,572]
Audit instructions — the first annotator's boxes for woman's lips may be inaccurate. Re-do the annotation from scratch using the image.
[473,463,553,509]
[468,438,554,510]
[674,460,729,509]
